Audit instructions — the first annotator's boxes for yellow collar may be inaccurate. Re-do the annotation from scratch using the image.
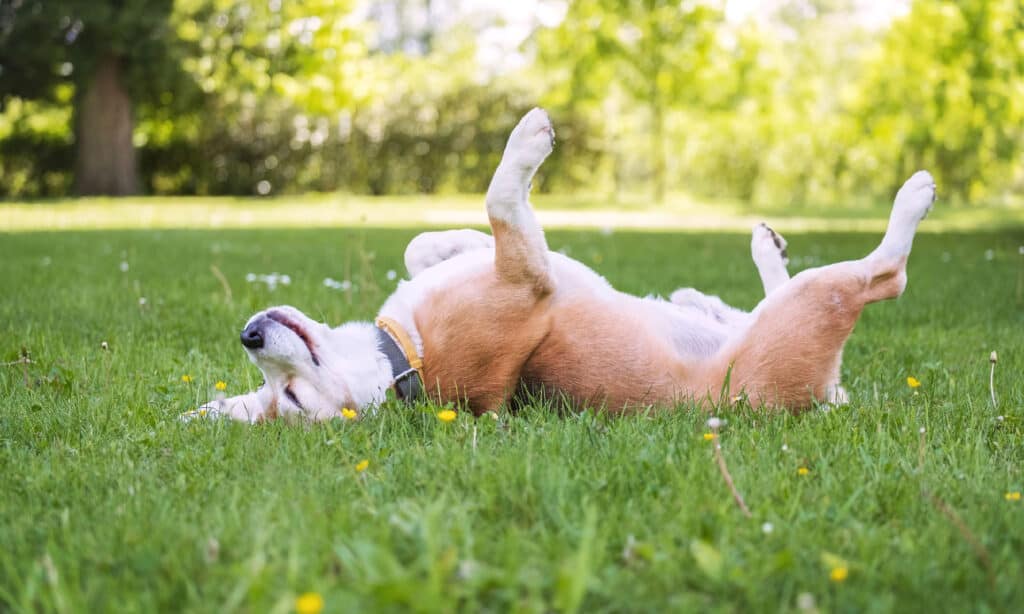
[375,316,425,398]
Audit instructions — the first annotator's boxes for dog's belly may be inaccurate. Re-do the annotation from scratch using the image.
[398,250,727,413]
[519,294,719,411]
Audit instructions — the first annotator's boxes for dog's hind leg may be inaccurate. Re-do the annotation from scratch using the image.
[752,222,850,401]
[404,229,494,277]
[751,223,790,295]
[485,108,556,293]
[710,171,936,410]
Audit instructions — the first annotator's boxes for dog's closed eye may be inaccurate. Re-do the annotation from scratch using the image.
[284,385,303,409]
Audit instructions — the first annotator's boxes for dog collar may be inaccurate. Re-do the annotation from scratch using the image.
[374,316,424,402]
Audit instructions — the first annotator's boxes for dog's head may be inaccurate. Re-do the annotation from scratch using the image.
[203,305,385,421]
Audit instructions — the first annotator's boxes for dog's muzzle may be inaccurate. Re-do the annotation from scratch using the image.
[240,320,265,349]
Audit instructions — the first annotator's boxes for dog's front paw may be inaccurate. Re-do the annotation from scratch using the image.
[751,222,789,268]
[180,402,225,422]
[502,107,555,170]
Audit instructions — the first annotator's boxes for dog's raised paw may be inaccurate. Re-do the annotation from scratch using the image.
[893,170,936,221]
[751,222,789,267]
[503,107,555,169]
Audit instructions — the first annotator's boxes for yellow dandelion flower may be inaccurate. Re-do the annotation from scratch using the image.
[437,409,457,423]
[355,459,369,472]
[295,592,324,614]
[181,374,193,383]
[703,433,716,441]
[341,407,357,420]
[798,467,810,476]
[830,566,849,582]
[906,376,921,388]
[215,381,227,391]
[1006,491,1022,501]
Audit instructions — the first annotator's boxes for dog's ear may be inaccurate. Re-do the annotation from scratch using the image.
[181,391,270,423]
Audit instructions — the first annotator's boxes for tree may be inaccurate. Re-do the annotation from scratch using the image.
[0,1,180,195]
[538,0,722,202]
[851,0,1024,203]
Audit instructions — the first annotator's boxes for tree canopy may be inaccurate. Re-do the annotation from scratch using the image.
[0,0,1021,206]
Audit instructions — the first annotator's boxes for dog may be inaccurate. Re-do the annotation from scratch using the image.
[188,108,935,422]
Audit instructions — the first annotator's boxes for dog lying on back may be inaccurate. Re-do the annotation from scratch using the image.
[190,109,935,422]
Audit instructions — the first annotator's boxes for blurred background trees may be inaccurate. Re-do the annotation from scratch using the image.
[0,0,1022,207]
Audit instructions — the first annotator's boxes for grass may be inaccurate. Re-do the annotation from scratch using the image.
[1,214,1023,612]
[3,193,1024,233]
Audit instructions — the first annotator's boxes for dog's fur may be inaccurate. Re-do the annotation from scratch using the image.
[191,109,935,422]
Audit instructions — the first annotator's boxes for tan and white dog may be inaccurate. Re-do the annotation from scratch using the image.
[191,109,935,422]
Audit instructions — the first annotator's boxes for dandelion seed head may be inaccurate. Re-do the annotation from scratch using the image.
[761,522,774,534]
[984,249,995,261]
[781,444,789,452]
[138,297,147,306]
[707,417,723,429]
[119,261,129,272]
[796,593,816,611]
[919,427,926,434]
[386,269,397,281]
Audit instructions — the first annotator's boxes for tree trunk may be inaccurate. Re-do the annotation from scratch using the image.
[75,55,139,196]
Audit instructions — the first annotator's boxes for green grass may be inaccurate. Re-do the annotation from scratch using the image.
[3,193,1024,233]
[1,220,1023,612]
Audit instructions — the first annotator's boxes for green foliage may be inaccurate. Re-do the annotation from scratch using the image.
[1,1,1023,204]
[1,224,1022,610]
[852,0,1024,204]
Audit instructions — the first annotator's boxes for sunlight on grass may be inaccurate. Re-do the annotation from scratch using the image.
[2,194,1023,233]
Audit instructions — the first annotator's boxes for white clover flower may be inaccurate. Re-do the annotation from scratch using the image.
[781,444,789,452]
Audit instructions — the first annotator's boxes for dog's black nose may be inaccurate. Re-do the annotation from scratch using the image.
[240,322,264,349]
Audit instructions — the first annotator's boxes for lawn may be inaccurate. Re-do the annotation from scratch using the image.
[1,211,1022,612]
